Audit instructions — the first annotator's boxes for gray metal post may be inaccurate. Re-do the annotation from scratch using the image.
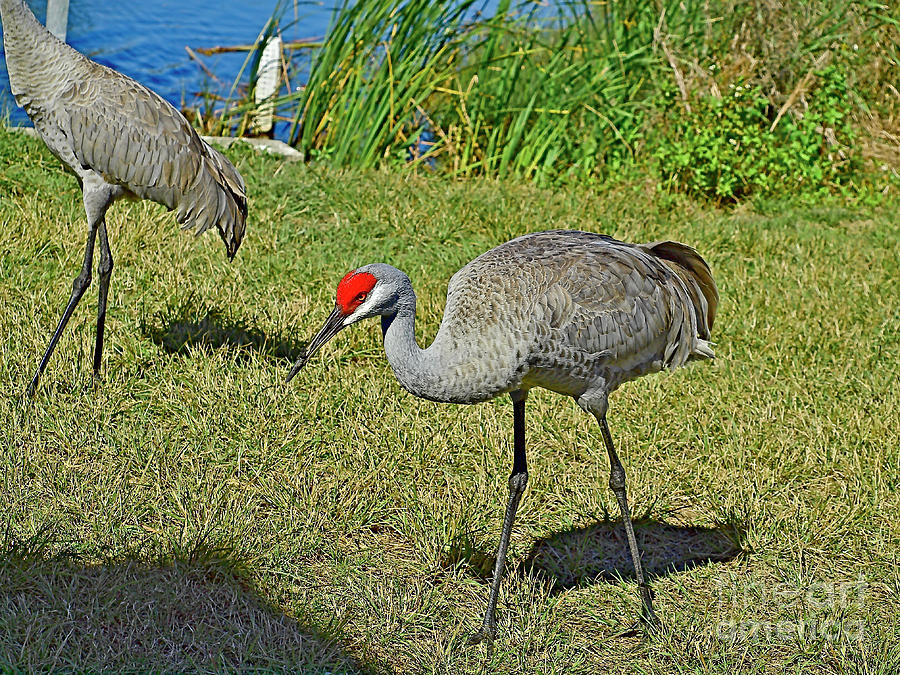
[46,0,70,42]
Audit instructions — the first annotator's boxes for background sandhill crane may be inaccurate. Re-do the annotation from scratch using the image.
[0,0,248,395]
[287,229,718,644]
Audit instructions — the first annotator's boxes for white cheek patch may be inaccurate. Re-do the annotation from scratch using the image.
[369,283,391,304]
[344,282,389,325]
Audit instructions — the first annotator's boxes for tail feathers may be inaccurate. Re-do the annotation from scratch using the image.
[202,144,248,255]
[173,143,247,257]
[205,144,247,218]
[641,240,718,339]
[692,338,716,361]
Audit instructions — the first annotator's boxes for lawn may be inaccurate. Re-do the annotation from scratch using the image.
[1,126,898,673]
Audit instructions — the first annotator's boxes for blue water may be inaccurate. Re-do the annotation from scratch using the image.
[0,0,335,132]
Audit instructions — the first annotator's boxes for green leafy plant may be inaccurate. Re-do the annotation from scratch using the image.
[654,65,859,203]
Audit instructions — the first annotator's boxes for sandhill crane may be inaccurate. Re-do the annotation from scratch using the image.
[287,229,718,643]
[0,0,248,395]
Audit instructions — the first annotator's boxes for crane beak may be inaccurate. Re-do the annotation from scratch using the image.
[287,306,347,383]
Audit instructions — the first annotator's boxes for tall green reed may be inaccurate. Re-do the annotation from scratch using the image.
[288,0,479,166]
[287,0,708,183]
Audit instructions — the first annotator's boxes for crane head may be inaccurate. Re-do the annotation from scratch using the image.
[286,269,380,382]
[336,270,378,315]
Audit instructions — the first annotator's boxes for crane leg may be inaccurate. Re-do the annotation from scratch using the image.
[468,392,529,646]
[26,219,98,396]
[93,218,114,377]
[599,416,659,630]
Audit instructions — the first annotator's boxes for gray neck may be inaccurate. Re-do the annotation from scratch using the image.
[1,0,46,42]
[0,0,26,18]
[1,0,69,100]
[381,297,448,403]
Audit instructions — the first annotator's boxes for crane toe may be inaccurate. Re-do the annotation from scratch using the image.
[466,622,497,646]
[613,607,662,639]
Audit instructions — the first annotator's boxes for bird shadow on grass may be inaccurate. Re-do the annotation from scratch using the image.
[0,534,370,673]
[446,517,746,593]
[139,296,304,364]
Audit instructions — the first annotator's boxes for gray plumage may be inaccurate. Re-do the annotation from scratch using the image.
[290,229,719,643]
[374,230,716,408]
[1,0,247,247]
[1,0,248,394]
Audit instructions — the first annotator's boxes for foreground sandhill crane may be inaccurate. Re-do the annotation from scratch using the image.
[0,0,248,395]
[288,229,718,643]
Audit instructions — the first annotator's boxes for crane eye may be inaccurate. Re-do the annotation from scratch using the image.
[356,292,368,302]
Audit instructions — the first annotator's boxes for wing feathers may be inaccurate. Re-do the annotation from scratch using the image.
[38,53,249,253]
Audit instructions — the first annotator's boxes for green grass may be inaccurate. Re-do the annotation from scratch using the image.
[1,125,899,672]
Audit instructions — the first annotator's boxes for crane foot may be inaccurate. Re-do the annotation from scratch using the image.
[613,612,663,639]
[466,623,497,646]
